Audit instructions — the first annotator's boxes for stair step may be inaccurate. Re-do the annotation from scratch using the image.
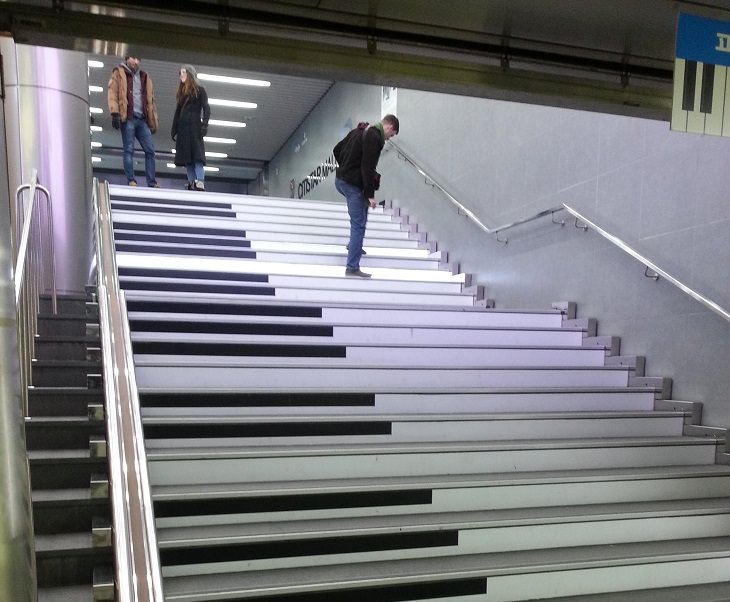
[145,437,721,487]
[33,336,100,361]
[29,450,107,489]
[35,532,113,589]
[156,498,730,573]
[33,487,110,534]
[27,387,104,417]
[133,363,635,391]
[25,416,105,450]
[160,536,730,601]
[138,389,660,417]
[31,360,102,387]
[141,411,687,446]
[151,464,730,527]
[38,585,94,602]
[124,295,567,328]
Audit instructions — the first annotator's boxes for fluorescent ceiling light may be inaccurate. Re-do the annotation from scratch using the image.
[204,166,220,172]
[89,107,103,114]
[89,85,103,93]
[209,98,257,109]
[91,141,102,148]
[205,151,228,158]
[208,119,246,128]
[87,60,104,68]
[198,73,270,87]
[90,125,102,132]
[204,136,236,144]
[166,163,178,169]
[92,156,102,163]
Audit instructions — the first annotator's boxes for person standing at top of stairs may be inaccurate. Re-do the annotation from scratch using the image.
[334,114,399,279]
[171,64,211,191]
[107,55,160,188]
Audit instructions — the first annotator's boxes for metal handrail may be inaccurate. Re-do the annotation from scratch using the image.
[388,142,730,324]
[14,169,56,411]
[93,178,165,601]
[561,204,730,324]
[386,140,564,241]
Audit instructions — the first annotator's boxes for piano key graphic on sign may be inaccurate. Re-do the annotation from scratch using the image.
[672,13,730,136]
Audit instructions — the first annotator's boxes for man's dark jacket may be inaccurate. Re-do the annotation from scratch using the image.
[333,122,384,199]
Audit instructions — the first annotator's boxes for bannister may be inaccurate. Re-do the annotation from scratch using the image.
[561,204,730,324]
[388,142,730,324]
[14,168,56,412]
[386,140,563,243]
[93,178,165,601]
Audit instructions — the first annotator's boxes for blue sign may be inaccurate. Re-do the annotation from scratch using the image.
[676,13,730,67]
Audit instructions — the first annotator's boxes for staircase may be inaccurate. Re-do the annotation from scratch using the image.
[109,184,730,601]
[26,291,114,601]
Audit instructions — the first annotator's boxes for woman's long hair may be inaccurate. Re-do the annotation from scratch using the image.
[176,64,200,105]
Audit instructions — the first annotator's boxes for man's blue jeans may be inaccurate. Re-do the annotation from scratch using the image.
[335,178,368,270]
[121,116,157,186]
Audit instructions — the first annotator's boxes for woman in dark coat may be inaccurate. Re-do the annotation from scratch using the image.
[171,64,210,190]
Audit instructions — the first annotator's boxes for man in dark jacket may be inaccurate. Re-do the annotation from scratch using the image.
[333,114,399,278]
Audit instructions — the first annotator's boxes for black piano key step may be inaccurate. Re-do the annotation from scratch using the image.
[159,530,458,565]
[115,243,256,259]
[143,420,392,439]
[132,341,346,357]
[120,280,273,295]
[111,201,235,217]
[129,319,333,337]
[153,489,433,518]
[119,266,266,283]
[140,392,375,408]
[126,299,323,318]
[113,221,247,238]
[114,231,252,247]
[111,195,233,210]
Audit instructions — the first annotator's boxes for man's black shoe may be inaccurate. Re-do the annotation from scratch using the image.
[345,268,372,278]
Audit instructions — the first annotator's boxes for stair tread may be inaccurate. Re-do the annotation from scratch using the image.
[142,410,688,424]
[124,290,565,315]
[34,532,93,552]
[38,585,94,602]
[32,488,95,502]
[552,581,730,601]
[152,464,730,498]
[146,435,718,459]
[162,536,730,595]
[157,497,730,546]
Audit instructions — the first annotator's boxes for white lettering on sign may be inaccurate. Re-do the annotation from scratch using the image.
[716,32,730,52]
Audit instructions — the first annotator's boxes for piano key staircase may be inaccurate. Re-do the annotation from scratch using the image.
[108,184,730,601]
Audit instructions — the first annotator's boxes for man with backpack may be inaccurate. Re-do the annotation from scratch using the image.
[333,114,399,278]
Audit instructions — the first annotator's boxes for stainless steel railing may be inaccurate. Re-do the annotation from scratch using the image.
[93,178,165,601]
[14,168,56,413]
[388,141,730,324]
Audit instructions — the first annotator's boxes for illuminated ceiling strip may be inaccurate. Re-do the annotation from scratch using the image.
[204,136,236,144]
[87,60,104,68]
[89,85,103,93]
[209,98,257,109]
[198,73,270,87]
[209,119,246,128]
[89,107,103,114]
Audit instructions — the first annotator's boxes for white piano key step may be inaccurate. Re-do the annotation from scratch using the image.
[146,436,720,486]
[133,364,633,390]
